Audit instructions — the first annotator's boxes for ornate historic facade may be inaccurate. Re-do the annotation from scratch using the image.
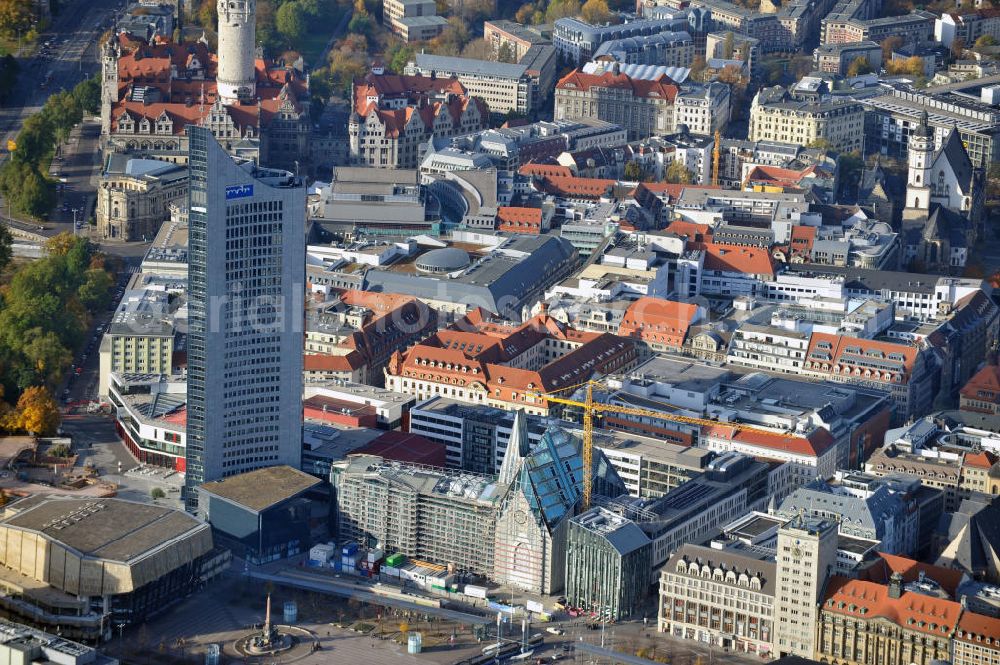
[815,574,958,665]
[100,26,310,171]
[349,71,488,169]
[96,156,188,241]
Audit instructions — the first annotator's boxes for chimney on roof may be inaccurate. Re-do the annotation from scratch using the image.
[888,571,903,599]
[612,61,621,76]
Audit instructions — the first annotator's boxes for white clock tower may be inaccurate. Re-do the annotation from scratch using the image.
[906,109,934,213]
[216,0,257,103]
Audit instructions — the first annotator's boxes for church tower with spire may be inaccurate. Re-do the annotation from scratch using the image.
[905,110,934,215]
[216,0,257,103]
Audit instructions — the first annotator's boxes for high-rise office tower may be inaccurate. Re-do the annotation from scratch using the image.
[184,126,304,511]
[774,516,837,659]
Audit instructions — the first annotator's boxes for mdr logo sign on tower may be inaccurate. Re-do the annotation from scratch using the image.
[225,184,254,200]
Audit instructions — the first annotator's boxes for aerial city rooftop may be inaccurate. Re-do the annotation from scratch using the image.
[0,0,999,660]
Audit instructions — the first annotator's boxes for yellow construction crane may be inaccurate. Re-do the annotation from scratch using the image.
[712,129,721,186]
[529,380,804,511]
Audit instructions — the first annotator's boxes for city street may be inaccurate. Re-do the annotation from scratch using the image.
[0,0,124,234]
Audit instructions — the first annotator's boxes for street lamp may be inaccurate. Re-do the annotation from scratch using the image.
[72,208,79,236]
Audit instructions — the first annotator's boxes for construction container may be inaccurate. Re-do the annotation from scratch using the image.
[464,584,488,599]
[283,601,297,624]
[310,543,336,561]
[383,566,400,577]
[205,644,220,665]
[407,633,422,654]
[342,542,358,556]
[367,548,384,563]
[385,553,406,567]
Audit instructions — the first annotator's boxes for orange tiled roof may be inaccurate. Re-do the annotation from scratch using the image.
[556,69,679,102]
[865,553,965,596]
[960,364,1000,404]
[743,164,821,189]
[956,611,1000,645]
[391,313,635,400]
[619,297,700,348]
[822,577,962,638]
[519,163,574,178]
[701,242,776,277]
[304,352,364,372]
[534,175,616,200]
[497,206,542,234]
[805,333,917,382]
[665,220,713,243]
[965,450,998,469]
[700,423,837,457]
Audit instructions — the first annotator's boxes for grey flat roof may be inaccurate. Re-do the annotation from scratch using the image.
[3,498,203,563]
[199,465,322,513]
[413,53,528,79]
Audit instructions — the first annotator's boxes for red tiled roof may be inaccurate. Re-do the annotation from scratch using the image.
[864,553,965,596]
[960,364,1000,404]
[805,333,917,382]
[743,164,821,189]
[556,69,679,102]
[391,313,635,402]
[822,577,962,638]
[965,450,998,469]
[665,220,713,243]
[353,73,466,113]
[518,163,574,178]
[701,242,776,277]
[956,611,1000,644]
[497,206,542,234]
[700,423,837,457]
[619,297,700,348]
[534,175,616,199]
[304,353,364,372]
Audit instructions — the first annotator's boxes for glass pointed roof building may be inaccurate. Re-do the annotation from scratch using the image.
[494,411,625,594]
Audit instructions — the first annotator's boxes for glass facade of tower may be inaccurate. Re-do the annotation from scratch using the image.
[184,126,304,511]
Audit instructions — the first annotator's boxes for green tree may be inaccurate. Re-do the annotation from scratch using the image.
[847,56,872,77]
[256,0,280,52]
[347,11,371,35]
[150,487,166,499]
[0,224,11,273]
[386,43,414,74]
[197,0,216,30]
[623,161,644,181]
[497,42,516,63]
[515,2,534,23]
[581,0,612,24]
[77,268,113,311]
[807,138,834,151]
[665,160,694,184]
[976,35,998,48]
[71,76,101,115]
[0,54,19,104]
[722,31,735,59]
[42,91,83,145]
[21,329,71,386]
[276,0,307,44]
[0,0,33,38]
[545,0,581,23]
